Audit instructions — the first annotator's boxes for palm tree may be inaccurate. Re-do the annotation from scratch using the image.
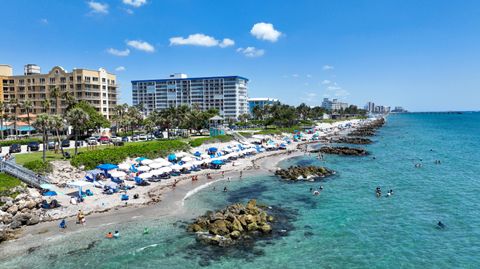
[66,108,89,155]
[0,101,6,140]
[50,115,66,155]
[32,114,51,162]
[22,99,33,135]
[62,90,77,111]
[113,104,128,135]
[42,99,51,114]
[8,98,19,139]
[49,87,60,114]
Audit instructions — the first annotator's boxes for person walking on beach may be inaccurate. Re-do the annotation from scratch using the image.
[221,171,225,177]
[240,171,243,179]
[77,210,85,225]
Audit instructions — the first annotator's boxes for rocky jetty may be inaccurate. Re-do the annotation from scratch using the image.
[313,146,368,156]
[48,161,86,186]
[0,187,47,242]
[187,199,275,247]
[331,137,373,145]
[275,166,335,181]
[348,118,385,137]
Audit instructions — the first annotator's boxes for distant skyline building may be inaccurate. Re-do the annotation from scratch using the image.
[132,74,248,119]
[248,97,279,114]
[321,98,349,111]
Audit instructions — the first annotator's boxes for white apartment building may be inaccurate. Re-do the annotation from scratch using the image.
[132,74,248,119]
[321,98,349,111]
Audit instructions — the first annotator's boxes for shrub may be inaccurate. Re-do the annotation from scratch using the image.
[71,140,190,170]
[189,135,233,147]
[0,172,23,192]
[0,138,42,147]
[23,160,53,175]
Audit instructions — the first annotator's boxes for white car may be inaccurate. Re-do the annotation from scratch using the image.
[86,137,98,145]
[138,135,147,141]
[110,136,122,143]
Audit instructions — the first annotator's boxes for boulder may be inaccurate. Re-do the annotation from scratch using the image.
[244,214,256,224]
[6,205,18,215]
[246,222,258,231]
[230,230,241,239]
[260,224,272,233]
[27,215,40,226]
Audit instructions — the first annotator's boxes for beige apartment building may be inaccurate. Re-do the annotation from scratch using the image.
[0,64,118,119]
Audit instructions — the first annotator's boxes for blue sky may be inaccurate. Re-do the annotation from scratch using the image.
[1,0,480,111]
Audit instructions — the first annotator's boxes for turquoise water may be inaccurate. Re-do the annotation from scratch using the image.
[2,113,480,268]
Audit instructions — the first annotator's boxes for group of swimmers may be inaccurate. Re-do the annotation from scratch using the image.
[191,175,199,181]
[375,187,394,197]
[105,231,120,239]
[310,186,324,196]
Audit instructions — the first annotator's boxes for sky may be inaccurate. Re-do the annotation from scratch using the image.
[1,0,480,112]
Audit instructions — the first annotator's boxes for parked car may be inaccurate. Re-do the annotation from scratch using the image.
[146,134,155,141]
[61,139,71,148]
[75,140,84,147]
[99,136,110,144]
[111,136,122,143]
[131,135,139,141]
[27,142,40,151]
[138,135,147,141]
[9,144,22,154]
[86,137,98,145]
[121,136,129,142]
[47,141,57,150]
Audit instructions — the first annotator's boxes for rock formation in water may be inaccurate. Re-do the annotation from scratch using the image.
[187,199,274,247]
[275,166,335,181]
[312,146,368,156]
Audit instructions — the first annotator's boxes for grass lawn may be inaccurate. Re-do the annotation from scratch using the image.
[189,135,233,147]
[0,172,23,192]
[14,144,119,165]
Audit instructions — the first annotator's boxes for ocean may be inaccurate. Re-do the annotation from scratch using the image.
[2,112,480,268]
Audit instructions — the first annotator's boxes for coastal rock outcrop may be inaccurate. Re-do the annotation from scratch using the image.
[312,146,368,156]
[348,118,385,137]
[48,161,86,186]
[275,166,335,181]
[187,199,274,247]
[331,137,373,145]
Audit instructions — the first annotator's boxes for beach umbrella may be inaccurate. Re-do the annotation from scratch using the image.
[141,159,154,165]
[110,170,126,178]
[104,181,118,188]
[176,152,188,158]
[138,172,153,179]
[211,160,223,165]
[150,169,163,176]
[170,164,182,171]
[137,166,151,172]
[193,160,205,166]
[182,163,193,169]
[181,156,193,162]
[118,163,131,171]
[193,151,202,157]
[208,147,218,153]
[67,181,94,197]
[168,154,177,162]
[149,162,164,169]
[153,158,171,166]
[96,164,119,171]
[136,157,148,162]
[159,167,173,173]
[43,191,57,196]
[200,154,210,159]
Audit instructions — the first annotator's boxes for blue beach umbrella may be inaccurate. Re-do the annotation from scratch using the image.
[208,147,218,153]
[193,151,202,157]
[96,163,119,171]
[211,160,223,165]
[136,157,148,162]
[168,154,177,162]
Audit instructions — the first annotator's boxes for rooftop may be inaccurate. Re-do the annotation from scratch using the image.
[132,75,249,83]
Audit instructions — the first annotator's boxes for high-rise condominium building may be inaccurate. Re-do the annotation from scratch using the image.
[248,98,279,114]
[0,64,118,119]
[132,74,248,119]
[321,98,349,111]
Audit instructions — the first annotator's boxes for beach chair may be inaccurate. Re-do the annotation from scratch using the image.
[85,189,93,196]
[121,194,129,201]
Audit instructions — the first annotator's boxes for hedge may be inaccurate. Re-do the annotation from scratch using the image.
[0,138,42,147]
[71,140,190,170]
[189,135,233,147]
[23,160,53,175]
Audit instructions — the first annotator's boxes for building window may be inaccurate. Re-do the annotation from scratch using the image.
[49,78,55,83]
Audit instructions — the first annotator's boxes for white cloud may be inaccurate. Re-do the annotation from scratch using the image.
[124,8,134,14]
[219,38,235,48]
[321,80,331,85]
[169,34,234,48]
[306,74,312,78]
[115,66,126,72]
[292,74,299,78]
[107,48,130,56]
[334,89,350,97]
[127,40,155,52]
[250,22,282,42]
[326,84,349,97]
[88,1,108,14]
[40,18,48,24]
[123,0,147,8]
[237,47,265,58]
[322,65,334,70]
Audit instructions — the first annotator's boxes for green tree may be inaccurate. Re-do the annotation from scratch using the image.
[22,99,33,135]
[42,99,51,114]
[32,114,51,162]
[73,101,110,132]
[0,101,7,140]
[296,103,311,121]
[49,87,61,114]
[66,108,89,155]
[50,115,66,155]
[8,98,19,139]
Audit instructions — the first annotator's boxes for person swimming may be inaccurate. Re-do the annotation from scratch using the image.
[313,190,320,196]
[59,219,66,229]
[106,232,113,239]
[375,187,382,197]
[223,187,228,192]
[437,221,445,229]
[114,231,120,238]
[143,227,149,235]
[319,186,324,191]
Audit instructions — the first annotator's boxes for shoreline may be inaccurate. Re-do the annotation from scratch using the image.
[0,117,382,257]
